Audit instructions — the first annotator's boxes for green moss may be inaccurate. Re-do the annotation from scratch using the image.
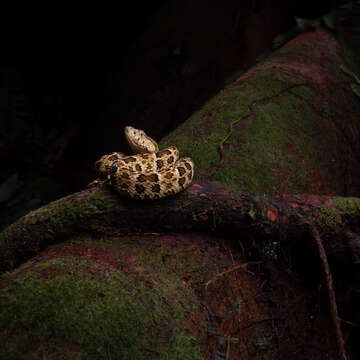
[161,73,325,195]
[0,191,121,254]
[230,86,318,194]
[0,254,204,360]
[169,332,203,360]
[332,196,360,214]
[315,197,360,230]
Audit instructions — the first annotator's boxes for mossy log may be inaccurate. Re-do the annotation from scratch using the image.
[1,180,359,274]
[1,22,360,360]
[159,28,360,197]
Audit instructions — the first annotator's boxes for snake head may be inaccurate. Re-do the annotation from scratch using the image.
[124,126,159,154]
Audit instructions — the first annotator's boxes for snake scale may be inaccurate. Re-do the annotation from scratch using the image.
[93,126,194,200]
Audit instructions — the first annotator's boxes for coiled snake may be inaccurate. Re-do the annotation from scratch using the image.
[93,126,194,200]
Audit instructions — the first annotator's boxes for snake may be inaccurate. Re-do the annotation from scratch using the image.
[93,126,194,200]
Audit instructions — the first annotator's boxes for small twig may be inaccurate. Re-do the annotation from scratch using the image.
[205,261,261,288]
[218,115,248,163]
[106,343,112,360]
[226,336,231,359]
[309,225,348,360]
[340,318,360,328]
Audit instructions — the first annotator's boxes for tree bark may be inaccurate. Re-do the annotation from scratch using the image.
[159,27,360,197]
[1,180,359,273]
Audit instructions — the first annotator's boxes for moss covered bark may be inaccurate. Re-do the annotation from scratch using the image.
[0,233,340,359]
[1,182,360,274]
[160,28,360,196]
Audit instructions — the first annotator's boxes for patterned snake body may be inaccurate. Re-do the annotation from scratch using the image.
[94,126,194,200]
